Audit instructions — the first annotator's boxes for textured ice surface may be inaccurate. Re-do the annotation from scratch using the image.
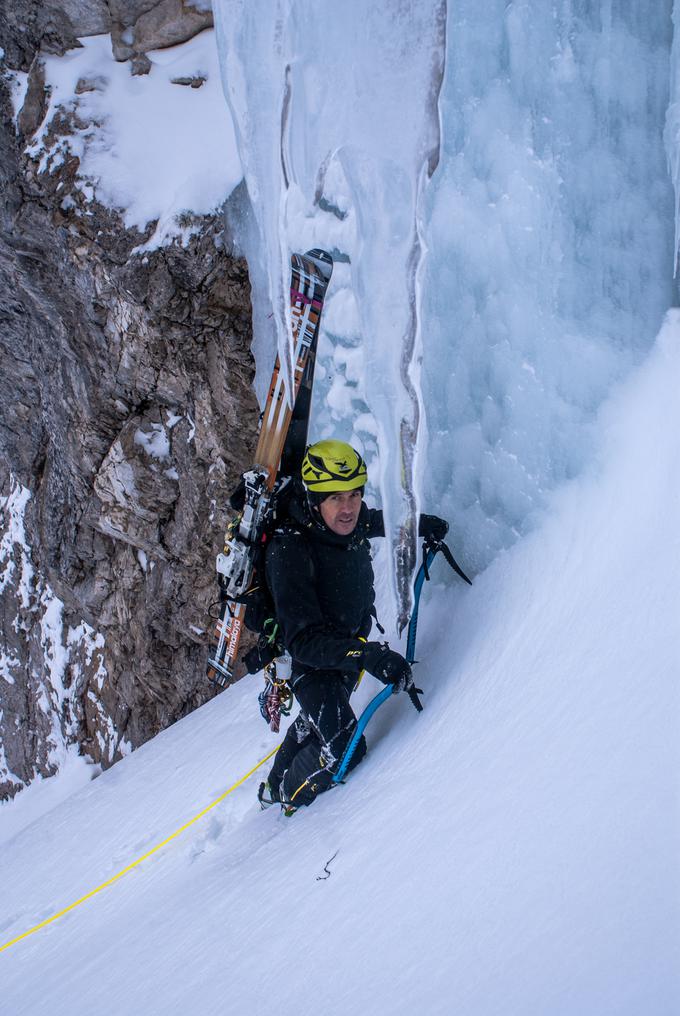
[216,1,676,622]
[665,0,680,271]
[422,2,675,569]
[215,0,446,625]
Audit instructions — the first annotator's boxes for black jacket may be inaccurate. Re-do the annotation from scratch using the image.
[265,495,384,680]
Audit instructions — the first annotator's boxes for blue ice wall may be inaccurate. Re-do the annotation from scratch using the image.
[215,0,676,595]
[421,2,675,569]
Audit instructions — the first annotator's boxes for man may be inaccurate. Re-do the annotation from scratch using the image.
[259,439,448,812]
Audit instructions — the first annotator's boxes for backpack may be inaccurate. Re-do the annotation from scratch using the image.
[222,474,298,674]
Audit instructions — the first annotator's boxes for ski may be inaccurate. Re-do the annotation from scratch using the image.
[207,249,334,687]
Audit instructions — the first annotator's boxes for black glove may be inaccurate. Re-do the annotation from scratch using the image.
[419,514,449,542]
[361,642,412,692]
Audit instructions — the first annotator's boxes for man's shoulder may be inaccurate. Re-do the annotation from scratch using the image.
[271,520,308,541]
[269,487,310,538]
[267,517,312,557]
[265,520,316,585]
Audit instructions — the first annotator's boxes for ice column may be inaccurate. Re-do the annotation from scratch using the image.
[422,1,675,572]
[214,1,447,628]
[665,0,680,274]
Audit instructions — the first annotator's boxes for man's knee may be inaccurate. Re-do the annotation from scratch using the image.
[282,747,334,807]
[281,729,367,807]
[268,713,313,792]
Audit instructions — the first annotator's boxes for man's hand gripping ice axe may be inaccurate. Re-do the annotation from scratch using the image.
[333,535,472,783]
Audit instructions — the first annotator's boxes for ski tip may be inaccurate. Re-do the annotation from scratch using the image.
[300,248,334,283]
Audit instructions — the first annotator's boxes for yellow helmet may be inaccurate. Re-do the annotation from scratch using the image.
[301,440,368,493]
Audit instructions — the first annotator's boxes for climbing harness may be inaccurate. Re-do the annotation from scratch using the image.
[258,660,294,732]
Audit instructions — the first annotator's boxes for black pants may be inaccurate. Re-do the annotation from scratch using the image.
[268,671,367,807]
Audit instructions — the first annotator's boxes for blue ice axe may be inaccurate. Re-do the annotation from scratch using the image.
[332,538,471,783]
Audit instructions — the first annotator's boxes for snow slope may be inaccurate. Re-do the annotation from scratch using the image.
[1,314,678,1015]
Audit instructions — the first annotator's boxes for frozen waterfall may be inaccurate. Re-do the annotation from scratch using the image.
[214,1,676,627]
[214,0,446,628]
[424,2,675,569]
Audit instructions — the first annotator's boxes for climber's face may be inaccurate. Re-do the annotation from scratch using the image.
[319,489,363,535]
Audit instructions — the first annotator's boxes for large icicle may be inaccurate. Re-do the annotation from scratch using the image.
[214,0,446,629]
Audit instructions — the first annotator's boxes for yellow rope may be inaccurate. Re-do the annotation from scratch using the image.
[0,744,280,955]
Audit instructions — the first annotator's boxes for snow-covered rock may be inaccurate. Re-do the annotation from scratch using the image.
[109,0,213,63]
[0,15,254,797]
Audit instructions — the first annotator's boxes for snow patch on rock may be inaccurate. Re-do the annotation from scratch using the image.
[20,30,242,248]
[0,476,122,799]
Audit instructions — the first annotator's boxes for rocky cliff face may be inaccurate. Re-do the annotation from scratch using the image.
[1,1,213,70]
[0,3,257,798]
